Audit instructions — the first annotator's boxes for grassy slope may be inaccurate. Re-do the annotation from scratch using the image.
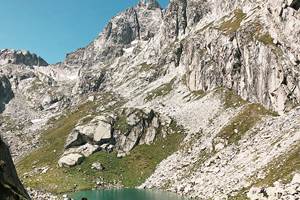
[17,100,184,194]
[217,103,277,146]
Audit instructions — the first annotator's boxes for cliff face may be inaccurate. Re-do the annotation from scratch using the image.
[0,138,30,200]
[1,0,300,199]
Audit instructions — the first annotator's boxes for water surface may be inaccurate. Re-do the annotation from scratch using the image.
[71,189,187,200]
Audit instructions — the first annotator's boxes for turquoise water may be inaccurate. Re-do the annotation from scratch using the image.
[71,189,187,200]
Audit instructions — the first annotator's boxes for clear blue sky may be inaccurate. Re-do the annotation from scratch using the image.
[0,0,169,64]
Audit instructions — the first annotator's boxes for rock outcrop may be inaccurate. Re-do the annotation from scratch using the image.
[0,137,30,200]
[59,108,165,167]
[65,0,163,66]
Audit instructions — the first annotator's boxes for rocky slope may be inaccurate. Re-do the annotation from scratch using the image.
[0,0,300,199]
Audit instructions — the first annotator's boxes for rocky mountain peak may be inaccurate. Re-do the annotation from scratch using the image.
[0,49,48,67]
[138,0,161,9]
[65,0,163,65]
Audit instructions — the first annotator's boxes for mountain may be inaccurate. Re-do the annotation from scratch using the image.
[0,49,48,67]
[0,0,300,199]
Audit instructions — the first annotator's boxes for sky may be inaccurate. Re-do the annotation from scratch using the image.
[0,0,169,64]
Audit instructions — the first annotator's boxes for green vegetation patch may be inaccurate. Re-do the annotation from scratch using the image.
[113,112,130,134]
[230,143,300,199]
[145,79,176,102]
[254,144,300,187]
[216,103,277,146]
[17,102,97,193]
[139,62,152,72]
[74,132,184,188]
[215,88,247,109]
[218,9,246,34]
[183,90,206,102]
[257,33,274,45]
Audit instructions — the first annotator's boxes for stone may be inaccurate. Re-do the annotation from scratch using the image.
[91,162,104,171]
[94,121,112,143]
[58,153,84,168]
[291,173,300,184]
[64,130,86,149]
[215,143,225,151]
[64,143,100,157]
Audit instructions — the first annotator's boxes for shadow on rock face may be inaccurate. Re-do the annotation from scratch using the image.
[0,76,14,113]
[290,0,300,10]
[0,138,31,200]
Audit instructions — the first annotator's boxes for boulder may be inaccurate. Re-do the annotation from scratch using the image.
[65,130,86,149]
[58,153,84,168]
[65,115,113,149]
[91,162,104,171]
[291,173,300,184]
[63,143,100,157]
[94,121,112,143]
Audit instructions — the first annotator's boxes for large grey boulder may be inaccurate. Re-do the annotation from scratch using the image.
[114,109,161,157]
[58,153,85,168]
[65,116,113,149]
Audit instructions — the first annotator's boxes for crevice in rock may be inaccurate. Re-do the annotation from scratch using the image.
[181,0,188,34]
[175,43,183,67]
[133,9,141,40]
[104,22,113,40]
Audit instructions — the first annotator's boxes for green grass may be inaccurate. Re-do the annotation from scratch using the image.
[215,88,247,109]
[139,62,152,72]
[257,33,274,45]
[17,102,97,193]
[229,143,300,199]
[113,112,130,134]
[74,132,184,188]
[17,100,184,194]
[183,90,206,102]
[218,9,246,34]
[254,144,300,187]
[216,103,277,146]
[145,79,175,102]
